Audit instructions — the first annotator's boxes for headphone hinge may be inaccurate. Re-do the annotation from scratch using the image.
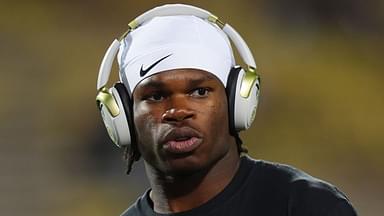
[96,87,120,117]
[240,70,258,98]
[208,15,225,29]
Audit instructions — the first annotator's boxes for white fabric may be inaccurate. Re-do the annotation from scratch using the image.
[117,15,235,92]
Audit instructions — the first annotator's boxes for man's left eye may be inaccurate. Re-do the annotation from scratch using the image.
[190,88,210,97]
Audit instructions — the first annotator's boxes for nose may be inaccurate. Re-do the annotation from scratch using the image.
[161,108,195,124]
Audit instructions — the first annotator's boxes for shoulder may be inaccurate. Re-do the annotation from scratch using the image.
[246,156,347,195]
[120,190,153,216]
[287,174,357,215]
[120,201,140,216]
[243,156,317,189]
[244,157,357,215]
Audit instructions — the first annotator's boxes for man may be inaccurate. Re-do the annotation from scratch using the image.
[96,4,357,216]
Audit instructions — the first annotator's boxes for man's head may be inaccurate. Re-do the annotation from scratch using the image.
[95,4,260,174]
[118,15,244,174]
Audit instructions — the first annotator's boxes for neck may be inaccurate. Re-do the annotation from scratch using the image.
[145,143,240,214]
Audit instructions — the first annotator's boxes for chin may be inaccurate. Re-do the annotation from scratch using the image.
[161,155,208,176]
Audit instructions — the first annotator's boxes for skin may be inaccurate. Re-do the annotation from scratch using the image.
[132,69,240,213]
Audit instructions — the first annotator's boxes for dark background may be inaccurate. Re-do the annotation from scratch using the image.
[1,0,383,215]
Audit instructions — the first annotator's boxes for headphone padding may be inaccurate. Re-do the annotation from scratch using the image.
[113,82,136,147]
[226,67,242,135]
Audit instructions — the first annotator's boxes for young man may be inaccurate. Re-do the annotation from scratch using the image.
[96,4,357,216]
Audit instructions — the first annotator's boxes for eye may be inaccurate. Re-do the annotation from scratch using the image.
[145,93,165,102]
[190,88,210,97]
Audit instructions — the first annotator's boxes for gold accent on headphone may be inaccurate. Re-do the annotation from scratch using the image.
[96,87,120,117]
[128,19,139,30]
[118,19,139,41]
[208,15,225,28]
[240,66,259,98]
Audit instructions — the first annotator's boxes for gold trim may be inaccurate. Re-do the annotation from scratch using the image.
[118,19,139,41]
[128,19,139,30]
[240,69,259,98]
[96,87,120,117]
[247,66,257,73]
[208,14,225,29]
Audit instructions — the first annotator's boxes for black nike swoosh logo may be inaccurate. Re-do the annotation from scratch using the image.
[140,54,172,77]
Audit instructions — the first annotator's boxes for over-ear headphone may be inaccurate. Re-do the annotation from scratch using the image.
[96,4,261,148]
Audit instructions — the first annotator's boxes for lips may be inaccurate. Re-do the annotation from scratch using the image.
[161,127,203,154]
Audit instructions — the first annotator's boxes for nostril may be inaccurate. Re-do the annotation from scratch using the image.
[162,108,194,123]
[184,113,194,120]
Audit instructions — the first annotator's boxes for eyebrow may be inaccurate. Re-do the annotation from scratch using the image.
[187,75,215,87]
[139,74,215,89]
[137,80,166,90]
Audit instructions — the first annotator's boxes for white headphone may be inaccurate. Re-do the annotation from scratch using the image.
[96,4,261,148]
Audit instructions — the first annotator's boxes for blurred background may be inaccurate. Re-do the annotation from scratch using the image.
[1,0,383,215]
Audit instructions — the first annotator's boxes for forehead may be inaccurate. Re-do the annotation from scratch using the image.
[133,69,224,92]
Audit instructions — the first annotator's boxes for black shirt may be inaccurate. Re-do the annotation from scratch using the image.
[121,156,357,216]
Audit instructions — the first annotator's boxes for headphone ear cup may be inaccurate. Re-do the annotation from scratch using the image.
[227,67,260,132]
[99,83,134,147]
[226,67,242,134]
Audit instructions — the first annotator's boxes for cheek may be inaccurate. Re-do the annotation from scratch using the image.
[202,96,230,142]
[133,102,162,131]
[133,103,160,154]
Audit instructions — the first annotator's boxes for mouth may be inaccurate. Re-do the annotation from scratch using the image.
[161,127,203,154]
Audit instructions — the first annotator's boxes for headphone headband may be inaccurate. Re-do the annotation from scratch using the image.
[129,4,256,68]
[97,4,258,94]
[134,4,211,25]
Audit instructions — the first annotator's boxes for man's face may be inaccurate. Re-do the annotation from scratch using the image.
[132,69,235,174]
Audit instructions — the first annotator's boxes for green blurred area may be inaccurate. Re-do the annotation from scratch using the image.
[1,0,383,215]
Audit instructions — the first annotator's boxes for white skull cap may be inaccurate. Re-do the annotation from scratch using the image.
[117,15,235,93]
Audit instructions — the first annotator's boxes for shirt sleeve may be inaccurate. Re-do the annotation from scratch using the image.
[288,178,358,216]
[327,200,358,216]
